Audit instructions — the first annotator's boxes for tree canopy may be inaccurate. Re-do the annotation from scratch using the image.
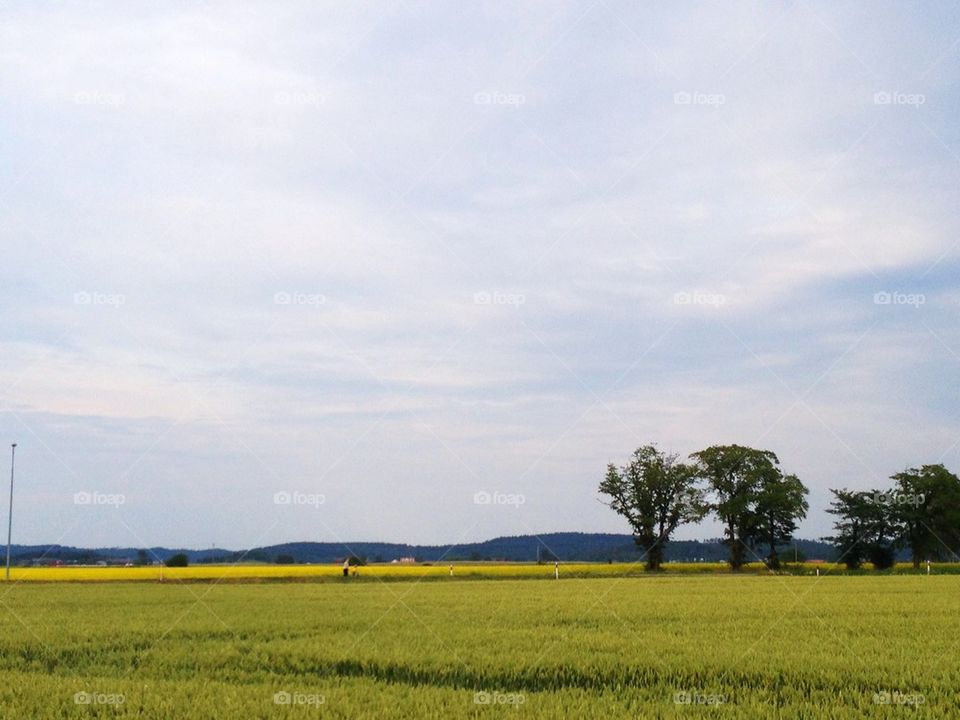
[599,445,706,570]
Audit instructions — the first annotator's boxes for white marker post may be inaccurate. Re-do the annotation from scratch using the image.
[449,564,453,577]
[927,560,931,576]
[5,443,16,582]
[554,561,559,580]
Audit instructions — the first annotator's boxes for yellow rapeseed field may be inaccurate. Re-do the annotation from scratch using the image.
[6,562,630,582]
[4,560,941,582]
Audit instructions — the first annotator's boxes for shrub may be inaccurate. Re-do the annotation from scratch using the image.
[165,553,189,567]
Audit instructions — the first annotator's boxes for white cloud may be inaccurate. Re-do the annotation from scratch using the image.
[1,1,958,547]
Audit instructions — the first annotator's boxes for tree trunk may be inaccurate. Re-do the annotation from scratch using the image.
[729,531,744,571]
[768,540,780,570]
[647,542,664,571]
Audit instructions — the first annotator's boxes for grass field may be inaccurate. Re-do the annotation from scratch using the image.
[0,574,956,718]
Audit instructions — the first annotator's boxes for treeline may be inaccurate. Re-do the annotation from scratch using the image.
[827,465,960,569]
[600,444,807,570]
[600,444,960,571]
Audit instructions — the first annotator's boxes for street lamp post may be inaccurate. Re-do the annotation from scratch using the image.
[6,443,16,581]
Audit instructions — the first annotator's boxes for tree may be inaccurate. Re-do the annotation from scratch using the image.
[135,549,150,566]
[787,546,807,563]
[599,445,706,570]
[824,489,897,569]
[753,471,809,570]
[890,464,960,567]
[691,444,780,570]
[275,554,296,564]
[165,553,189,567]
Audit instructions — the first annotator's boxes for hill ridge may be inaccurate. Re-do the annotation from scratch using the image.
[6,534,840,564]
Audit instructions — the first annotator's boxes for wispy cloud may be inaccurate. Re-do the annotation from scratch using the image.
[1,1,958,547]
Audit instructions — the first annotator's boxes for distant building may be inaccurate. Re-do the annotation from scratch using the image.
[29,559,63,567]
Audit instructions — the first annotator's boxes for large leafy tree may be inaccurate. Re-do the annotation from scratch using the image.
[599,445,706,570]
[824,489,898,569]
[691,444,782,570]
[753,471,809,570]
[891,464,960,567]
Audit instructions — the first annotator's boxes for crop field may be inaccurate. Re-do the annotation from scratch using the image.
[0,575,956,718]
[4,561,753,583]
[6,561,957,583]
[0,562,687,583]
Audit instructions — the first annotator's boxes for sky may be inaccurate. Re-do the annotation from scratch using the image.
[0,1,958,550]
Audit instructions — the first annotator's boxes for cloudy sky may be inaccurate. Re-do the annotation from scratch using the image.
[1,2,958,550]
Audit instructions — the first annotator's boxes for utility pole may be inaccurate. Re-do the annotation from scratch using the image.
[6,443,16,581]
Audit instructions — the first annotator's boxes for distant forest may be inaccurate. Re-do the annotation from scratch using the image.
[8,533,847,566]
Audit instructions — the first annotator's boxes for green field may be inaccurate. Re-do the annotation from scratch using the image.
[0,575,955,718]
